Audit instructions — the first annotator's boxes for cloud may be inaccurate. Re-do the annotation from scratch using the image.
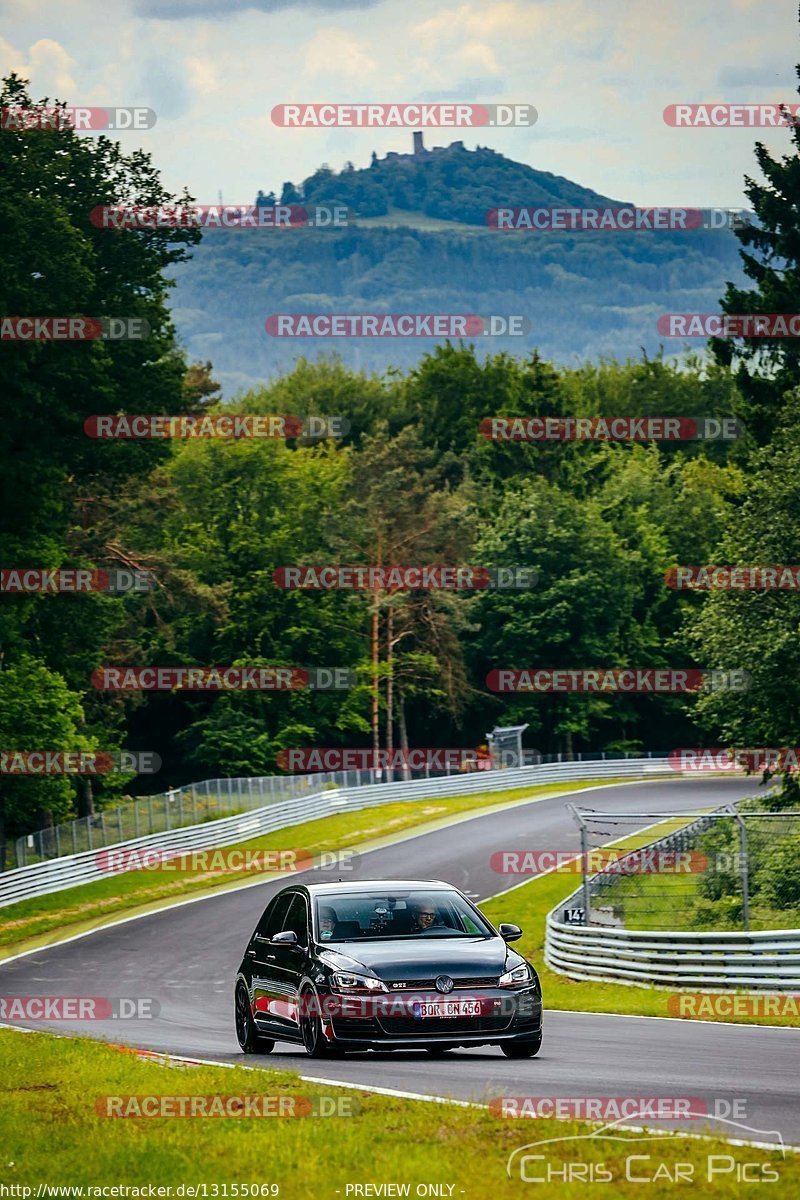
[302,29,376,79]
[135,0,382,18]
[717,62,797,88]
[136,53,191,119]
[414,76,505,102]
[0,37,77,95]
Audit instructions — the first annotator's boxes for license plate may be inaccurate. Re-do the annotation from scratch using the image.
[412,1000,482,1018]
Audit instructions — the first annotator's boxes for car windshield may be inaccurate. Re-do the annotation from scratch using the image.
[313,889,494,941]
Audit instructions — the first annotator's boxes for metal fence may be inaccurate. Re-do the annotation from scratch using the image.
[13,771,377,868]
[564,804,800,933]
[1,755,677,908]
[12,750,669,869]
[545,803,800,990]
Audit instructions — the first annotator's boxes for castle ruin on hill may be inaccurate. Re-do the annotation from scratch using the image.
[380,131,466,162]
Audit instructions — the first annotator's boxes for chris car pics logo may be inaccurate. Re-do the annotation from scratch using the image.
[506,1114,784,1184]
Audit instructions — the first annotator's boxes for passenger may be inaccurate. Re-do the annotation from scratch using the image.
[318,905,337,941]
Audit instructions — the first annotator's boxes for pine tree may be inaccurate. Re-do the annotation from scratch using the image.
[710,59,800,444]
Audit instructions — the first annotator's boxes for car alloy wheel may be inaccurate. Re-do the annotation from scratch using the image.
[300,986,341,1058]
[235,982,274,1055]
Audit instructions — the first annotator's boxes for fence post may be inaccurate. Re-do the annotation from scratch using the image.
[55,824,61,857]
[148,795,154,833]
[99,811,107,846]
[570,806,591,926]
[734,811,750,932]
[134,802,139,839]
[72,822,78,855]
[87,817,93,851]
[192,785,197,824]
[178,789,184,826]
[118,808,124,842]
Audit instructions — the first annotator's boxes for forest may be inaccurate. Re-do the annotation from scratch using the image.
[1,69,800,860]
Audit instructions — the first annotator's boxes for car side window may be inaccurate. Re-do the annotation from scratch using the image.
[282,893,309,946]
[257,893,292,939]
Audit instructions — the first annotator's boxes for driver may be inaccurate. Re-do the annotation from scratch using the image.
[410,900,437,932]
[318,905,337,941]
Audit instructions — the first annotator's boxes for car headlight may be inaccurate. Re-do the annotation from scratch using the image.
[499,963,534,988]
[330,972,387,993]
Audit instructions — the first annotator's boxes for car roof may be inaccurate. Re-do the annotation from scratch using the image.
[300,879,456,895]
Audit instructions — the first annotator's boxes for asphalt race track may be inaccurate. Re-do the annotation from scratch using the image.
[2,777,799,1148]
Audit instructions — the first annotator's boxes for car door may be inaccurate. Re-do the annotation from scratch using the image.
[268,892,311,1039]
[249,891,293,1035]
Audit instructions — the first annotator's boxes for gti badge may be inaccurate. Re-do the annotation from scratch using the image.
[435,975,454,994]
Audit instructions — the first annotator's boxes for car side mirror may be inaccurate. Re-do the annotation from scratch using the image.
[499,923,522,942]
[271,930,298,945]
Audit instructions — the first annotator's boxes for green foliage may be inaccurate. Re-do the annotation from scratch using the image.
[0,659,95,832]
[711,65,800,442]
[690,391,800,759]
[280,140,622,225]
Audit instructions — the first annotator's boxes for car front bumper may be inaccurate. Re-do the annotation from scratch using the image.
[326,985,542,1047]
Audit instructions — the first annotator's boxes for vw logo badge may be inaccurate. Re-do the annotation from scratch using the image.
[435,975,454,994]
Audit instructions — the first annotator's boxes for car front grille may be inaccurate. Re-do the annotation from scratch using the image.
[386,976,499,991]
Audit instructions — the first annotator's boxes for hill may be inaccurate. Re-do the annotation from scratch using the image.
[169,139,746,394]
[264,136,625,225]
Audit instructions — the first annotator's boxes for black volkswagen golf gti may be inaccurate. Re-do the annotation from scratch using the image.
[234,879,542,1058]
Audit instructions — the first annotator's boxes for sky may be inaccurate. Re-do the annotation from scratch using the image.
[0,0,797,208]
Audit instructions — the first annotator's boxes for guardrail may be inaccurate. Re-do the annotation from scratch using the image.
[13,750,657,867]
[545,919,800,990]
[0,755,673,908]
[545,813,800,991]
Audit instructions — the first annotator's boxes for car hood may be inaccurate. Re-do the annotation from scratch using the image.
[318,936,517,980]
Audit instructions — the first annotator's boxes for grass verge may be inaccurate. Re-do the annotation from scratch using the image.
[482,818,800,1028]
[0,1027,793,1196]
[0,779,616,958]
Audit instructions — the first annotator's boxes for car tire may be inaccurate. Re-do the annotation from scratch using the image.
[500,1031,542,1059]
[300,987,342,1058]
[235,983,275,1055]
